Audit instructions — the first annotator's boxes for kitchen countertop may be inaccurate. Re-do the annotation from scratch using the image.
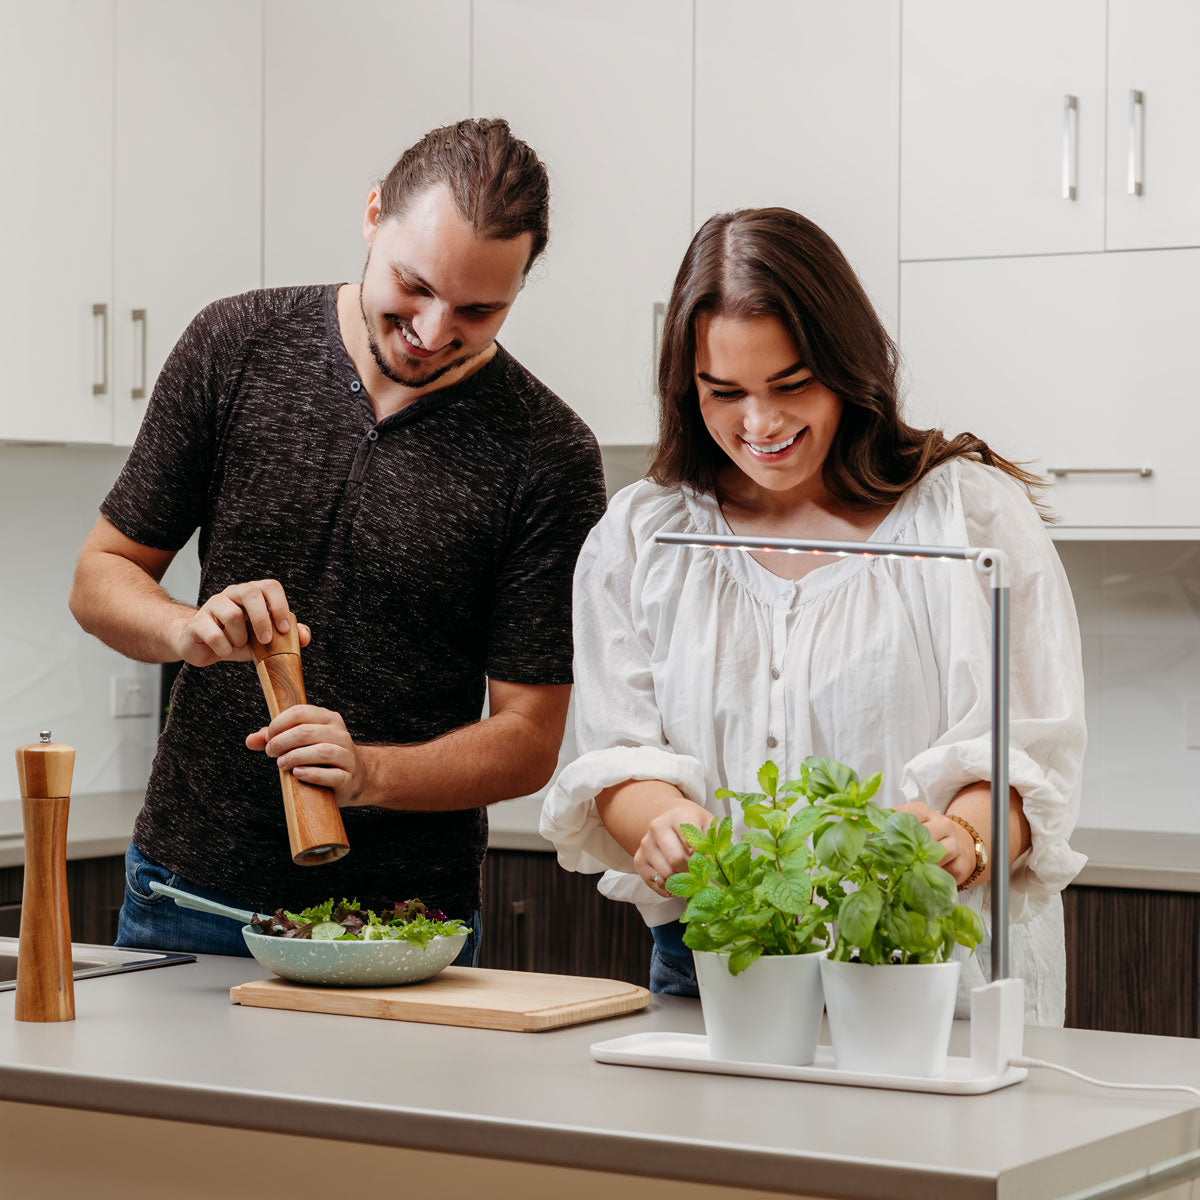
[4,790,1198,896]
[0,952,1198,1198]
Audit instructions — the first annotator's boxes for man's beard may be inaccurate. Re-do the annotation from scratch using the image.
[360,297,477,390]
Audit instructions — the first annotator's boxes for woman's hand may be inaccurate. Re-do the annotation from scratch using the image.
[893,800,978,888]
[246,705,364,808]
[168,579,311,667]
[634,800,715,898]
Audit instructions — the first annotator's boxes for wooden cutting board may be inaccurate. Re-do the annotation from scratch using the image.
[230,966,651,1032]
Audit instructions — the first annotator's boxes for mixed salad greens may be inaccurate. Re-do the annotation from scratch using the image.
[249,898,464,946]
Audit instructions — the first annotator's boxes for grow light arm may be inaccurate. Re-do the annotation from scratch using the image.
[653,532,1011,983]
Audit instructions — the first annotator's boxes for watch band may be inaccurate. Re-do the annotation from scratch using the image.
[945,812,988,891]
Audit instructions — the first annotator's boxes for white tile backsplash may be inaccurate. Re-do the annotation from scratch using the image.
[0,444,199,801]
[1,442,1197,836]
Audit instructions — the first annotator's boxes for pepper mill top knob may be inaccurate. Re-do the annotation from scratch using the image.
[16,733,75,800]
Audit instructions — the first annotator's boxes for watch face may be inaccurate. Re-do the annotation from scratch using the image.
[977,839,988,868]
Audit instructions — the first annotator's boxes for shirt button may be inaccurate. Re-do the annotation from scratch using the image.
[771,667,780,680]
[350,381,361,393]
[367,429,379,442]
[766,736,778,748]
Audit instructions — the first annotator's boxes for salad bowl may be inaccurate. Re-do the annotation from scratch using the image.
[148,881,469,987]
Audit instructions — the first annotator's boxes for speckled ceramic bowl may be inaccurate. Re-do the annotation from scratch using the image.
[148,880,468,987]
[240,925,469,987]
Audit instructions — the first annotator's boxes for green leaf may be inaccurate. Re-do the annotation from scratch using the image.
[760,869,809,915]
[899,862,957,919]
[837,884,883,948]
[665,870,702,898]
[946,903,986,952]
[688,854,715,883]
[719,842,753,883]
[884,810,929,856]
[742,829,778,857]
[803,757,858,797]
[741,803,771,830]
[713,817,734,853]
[728,942,764,976]
[757,760,779,799]
[680,822,709,851]
[858,772,883,801]
[882,905,926,955]
[815,820,867,872]
[683,886,724,923]
[779,807,821,854]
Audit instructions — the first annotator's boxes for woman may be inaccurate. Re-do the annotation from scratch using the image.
[541,208,1085,1024]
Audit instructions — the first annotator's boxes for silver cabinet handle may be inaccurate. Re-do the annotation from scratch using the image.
[652,301,666,387]
[1062,95,1079,201]
[131,308,148,400]
[92,302,109,396]
[1128,89,1145,196]
[1047,467,1153,478]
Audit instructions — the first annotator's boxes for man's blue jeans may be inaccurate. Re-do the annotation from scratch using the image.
[114,841,482,965]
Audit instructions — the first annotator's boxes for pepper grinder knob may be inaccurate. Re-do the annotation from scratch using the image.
[14,732,76,1022]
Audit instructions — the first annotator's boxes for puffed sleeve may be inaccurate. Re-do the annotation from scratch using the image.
[898,460,1087,923]
[539,483,709,881]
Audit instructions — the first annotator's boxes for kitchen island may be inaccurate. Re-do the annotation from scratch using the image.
[0,952,1198,1200]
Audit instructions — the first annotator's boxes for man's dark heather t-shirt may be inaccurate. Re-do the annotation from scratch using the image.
[101,285,606,918]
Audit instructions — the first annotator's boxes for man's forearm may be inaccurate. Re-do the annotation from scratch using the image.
[70,550,193,664]
[351,708,563,811]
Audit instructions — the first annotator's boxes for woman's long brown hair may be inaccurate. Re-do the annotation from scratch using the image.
[649,208,1050,518]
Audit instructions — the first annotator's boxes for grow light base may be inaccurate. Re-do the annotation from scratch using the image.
[589,1032,1027,1095]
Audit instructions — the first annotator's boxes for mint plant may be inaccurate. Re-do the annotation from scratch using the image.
[665,761,829,975]
[803,758,987,965]
[666,756,987,975]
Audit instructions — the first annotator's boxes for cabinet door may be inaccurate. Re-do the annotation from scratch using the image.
[472,1,693,446]
[695,0,900,334]
[901,0,1106,261]
[263,1,470,288]
[1106,0,1200,251]
[0,1,114,443]
[113,0,263,447]
[900,250,1200,529]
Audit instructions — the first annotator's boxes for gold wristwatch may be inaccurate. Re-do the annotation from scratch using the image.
[945,812,988,890]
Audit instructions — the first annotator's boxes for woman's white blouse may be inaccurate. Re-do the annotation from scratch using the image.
[540,458,1087,1025]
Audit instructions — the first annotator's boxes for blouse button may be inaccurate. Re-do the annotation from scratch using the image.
[350,380,361,393]
[766,736,778,748]
[367,429,379,442]
[771,667,781,680]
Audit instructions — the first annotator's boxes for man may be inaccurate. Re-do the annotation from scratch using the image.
[69,118,606,961]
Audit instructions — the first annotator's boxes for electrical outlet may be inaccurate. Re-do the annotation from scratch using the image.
[111,675,153,719]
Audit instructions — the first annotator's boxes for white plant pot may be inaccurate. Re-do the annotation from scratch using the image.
[693,949,826,1066]
[819,957,961,1078]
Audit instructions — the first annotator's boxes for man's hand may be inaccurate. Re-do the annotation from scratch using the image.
[894,800,978,887]
[634,800,715,898]
[246,705,364,808]
[169,579,311,666]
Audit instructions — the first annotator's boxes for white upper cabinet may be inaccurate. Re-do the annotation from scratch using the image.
[1105,0,1200,251]
[0,1,115,444]
[694,0,900,333]
[112,0,263,447]
[901,249,1200,530]
[901,0,1107,261]
[471,0,694,446]
[263,1,470,288]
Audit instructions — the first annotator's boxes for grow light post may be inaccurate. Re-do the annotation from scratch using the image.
[654,532,1011,982]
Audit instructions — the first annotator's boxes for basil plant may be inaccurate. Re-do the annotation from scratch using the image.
[666,757,987,976]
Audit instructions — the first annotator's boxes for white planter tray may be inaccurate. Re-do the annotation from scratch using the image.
[590,1032,1027,1096]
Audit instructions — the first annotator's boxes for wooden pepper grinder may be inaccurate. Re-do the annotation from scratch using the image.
[251,613,349,866]
[15,731,76,1022]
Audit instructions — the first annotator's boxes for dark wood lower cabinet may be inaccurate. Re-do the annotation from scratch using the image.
[479,849,652,985]
[0,856,126,947]
[4,851,1196,1039]
[1063,884,1200,1038]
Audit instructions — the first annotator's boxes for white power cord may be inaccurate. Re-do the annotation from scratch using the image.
[1012,1056,1200,1102]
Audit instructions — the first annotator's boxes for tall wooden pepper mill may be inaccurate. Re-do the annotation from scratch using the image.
[15,731,76,1022]
[251,613,349,866]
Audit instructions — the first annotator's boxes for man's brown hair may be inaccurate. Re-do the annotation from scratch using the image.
[379,118,550,273]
